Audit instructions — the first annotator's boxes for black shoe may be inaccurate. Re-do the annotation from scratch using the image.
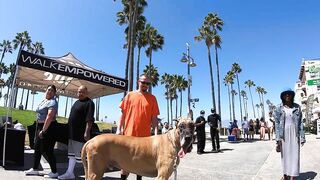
[211,149,216,152]
[217,149,221,152]
[197,151,203,155]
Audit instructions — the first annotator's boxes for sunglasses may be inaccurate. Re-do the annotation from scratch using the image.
[140,81,151,85]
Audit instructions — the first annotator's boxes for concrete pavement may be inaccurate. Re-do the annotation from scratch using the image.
[0,134,319,180]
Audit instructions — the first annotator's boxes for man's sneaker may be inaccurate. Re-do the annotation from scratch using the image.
[44,172,59,178]
[24,168,39,175]
[58,172,75,179]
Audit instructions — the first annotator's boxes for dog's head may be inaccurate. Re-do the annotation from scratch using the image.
[176,117,195,158]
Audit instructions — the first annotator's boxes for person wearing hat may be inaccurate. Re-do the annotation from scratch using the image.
[274,89,305,180]
[195,110,206,154]
[207,108,221,152]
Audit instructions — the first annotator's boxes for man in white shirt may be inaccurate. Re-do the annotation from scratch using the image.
[242,117,249,141]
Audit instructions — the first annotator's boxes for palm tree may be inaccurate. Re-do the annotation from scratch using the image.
[231,89,237,121]
[145,24,164,68]
[160,73,172,124]
[5,63,16,107]
[143,64,159,90]
[203,12,224,118]
[116,0,148,92]
[145,25,164,93]
[135,19,148,89]
[0,40,13,77]
[224,71,234,122]
[12,31,32,108]
[245,80,256,118]
[167,86,177,125]
[240,90,248,118]
[175,75,188,117]
[256,86,267,119]
[232,63,243,122]
[12,31,32,53]
[25,42,45,110]
[0,63,9,82]
[255,104,261,118]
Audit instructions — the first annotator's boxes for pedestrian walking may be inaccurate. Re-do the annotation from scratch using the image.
[249,119,255,140]
[207,108,221,152]
[195,110,206,154]
[274,89,306,180]
[24,85,59,178]
[242,117,249,141]
[260,118,266,140]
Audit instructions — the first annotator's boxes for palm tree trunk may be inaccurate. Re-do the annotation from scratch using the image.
[5,86,10,107]
[215,46,222,127]
[236,75,243,123]
[256,106,260,119]
[136,47,141,90]
[13,87,18,108]
[166,87,169,124]
[65,97,69,118]
[227,85,232,122]
[175,98,178,120]
[123,1,133,97]
[96,98,100,121]
[249,87,256,118]
[170,98,173,125]
[25,89,30,110]
[179,91,183,117]
[128,0,139,92]
[0,52,5,78]
[207,46,216,110]
[231,84,236,121]
[31,93,35,110]
[0,51,5,64]
[261,94,265,119]
[148,51,153,93]
[20,88,25,106]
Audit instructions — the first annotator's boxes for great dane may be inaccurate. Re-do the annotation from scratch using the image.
[81,118,195,180]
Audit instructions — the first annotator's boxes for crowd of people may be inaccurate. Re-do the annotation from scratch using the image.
[20,77,305,180]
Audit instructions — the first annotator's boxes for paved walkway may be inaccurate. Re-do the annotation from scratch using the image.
[0,134,319,180]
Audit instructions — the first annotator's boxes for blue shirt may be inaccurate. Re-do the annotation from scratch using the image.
[36,98,58,123]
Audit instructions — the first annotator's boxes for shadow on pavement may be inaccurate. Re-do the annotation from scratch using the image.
[297,171,317,180]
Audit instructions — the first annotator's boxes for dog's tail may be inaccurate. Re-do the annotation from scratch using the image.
[81,141,89,179]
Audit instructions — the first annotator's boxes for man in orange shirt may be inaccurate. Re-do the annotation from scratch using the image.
[116,74,160,180]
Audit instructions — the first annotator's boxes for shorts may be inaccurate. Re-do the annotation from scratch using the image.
[68,140,84,162]
[243,128,249,134]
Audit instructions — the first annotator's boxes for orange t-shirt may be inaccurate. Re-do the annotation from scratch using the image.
[120,91,160,137]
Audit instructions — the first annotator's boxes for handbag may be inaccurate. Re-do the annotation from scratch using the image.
[276,141,282,152]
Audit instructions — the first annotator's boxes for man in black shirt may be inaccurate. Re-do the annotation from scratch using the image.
[58,86,95,180]
[207,108,221,152]
[195,110,206,154]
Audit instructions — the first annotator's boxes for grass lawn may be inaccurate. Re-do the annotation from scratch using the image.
[0,106,114,131]
[0,106,115,146]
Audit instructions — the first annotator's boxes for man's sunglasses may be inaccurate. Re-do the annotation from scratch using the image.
[140,81,151,85]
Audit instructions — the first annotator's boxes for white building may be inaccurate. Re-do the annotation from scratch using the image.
[296,59,320,124]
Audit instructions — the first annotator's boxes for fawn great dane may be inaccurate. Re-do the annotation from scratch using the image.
[81,118,195,180]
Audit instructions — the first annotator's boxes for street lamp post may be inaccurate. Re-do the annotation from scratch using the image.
[181,43,196,115]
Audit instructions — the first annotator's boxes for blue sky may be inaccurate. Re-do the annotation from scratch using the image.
[1,0,320,127]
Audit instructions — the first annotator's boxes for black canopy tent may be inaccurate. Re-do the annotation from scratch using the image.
[16,50,127,98]
[2,50,127,166]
